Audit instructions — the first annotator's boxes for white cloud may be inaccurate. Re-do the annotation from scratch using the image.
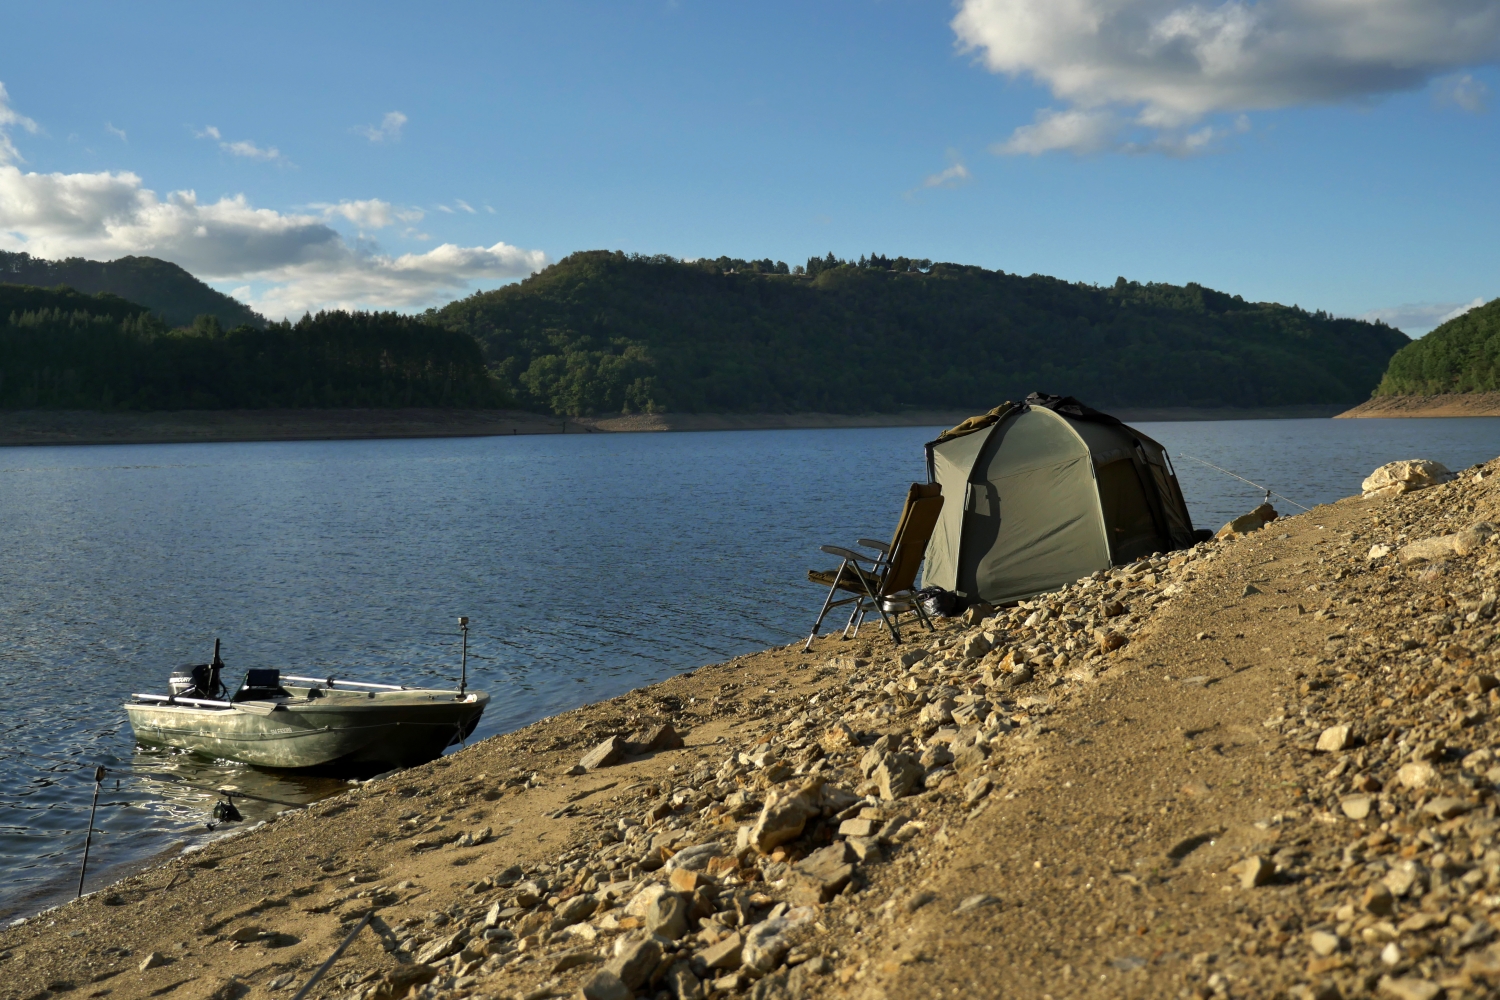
[193,126,287,164]
[311,198,425,230]
[0,82,40,165]
[454,199,476,214]
[355,111,407,143]
[955,0,1500,155]
[0,164,547,318]
[105,123,127,142]
[223,139,282,162]
[1435,73,1491,112]
[1360,297,1488,333]
[921,162,972,189]
[436,204,455,214]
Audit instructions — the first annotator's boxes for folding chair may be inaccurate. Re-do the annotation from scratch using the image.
[803,482,944,651]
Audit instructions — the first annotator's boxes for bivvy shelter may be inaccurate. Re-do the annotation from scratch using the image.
[922,393,1204,607]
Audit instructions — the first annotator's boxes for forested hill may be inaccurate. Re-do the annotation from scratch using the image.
[434,251,1411,417]
[1,288,503,410]
[1373,298,1500,395]
[0,252,264,330]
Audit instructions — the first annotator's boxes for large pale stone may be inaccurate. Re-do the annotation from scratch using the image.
[605,935,663,990]
[747,779,823,854]
[581,736,625,770]
[874,754,926,800]
[1316,724,1354,752]
[1362,459,1454,498]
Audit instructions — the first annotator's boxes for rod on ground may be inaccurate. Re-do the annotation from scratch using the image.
[77,766,105,899]
[290,910,373,1000]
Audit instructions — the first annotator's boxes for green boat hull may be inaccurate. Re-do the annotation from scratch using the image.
[124,685,488,770]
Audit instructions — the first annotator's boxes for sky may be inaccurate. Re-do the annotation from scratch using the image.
[0,1,1496,333]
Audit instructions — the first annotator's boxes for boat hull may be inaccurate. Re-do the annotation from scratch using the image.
[124,686,488,770]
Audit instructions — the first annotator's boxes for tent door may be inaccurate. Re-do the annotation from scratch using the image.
[1096,459,1166,564]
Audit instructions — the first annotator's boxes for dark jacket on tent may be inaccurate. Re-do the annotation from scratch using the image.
[921,393,1200,606]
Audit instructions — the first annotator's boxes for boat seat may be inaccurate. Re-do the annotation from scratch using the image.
[235,667,290,702]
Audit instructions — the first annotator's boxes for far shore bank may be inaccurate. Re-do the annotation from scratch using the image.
[0,403,1356,448]
[1336,391,1500,418]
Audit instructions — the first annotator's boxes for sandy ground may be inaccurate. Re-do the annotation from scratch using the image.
[4,458,1498,1000]
[1337,395,1500,419]
[0,405,1355,448]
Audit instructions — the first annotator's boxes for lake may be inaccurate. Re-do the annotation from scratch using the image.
[1,415,1496,919]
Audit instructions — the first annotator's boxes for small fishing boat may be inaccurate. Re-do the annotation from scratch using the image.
[124,633,487,770]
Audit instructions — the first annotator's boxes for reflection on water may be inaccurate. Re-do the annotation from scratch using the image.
[2,417,1497,920]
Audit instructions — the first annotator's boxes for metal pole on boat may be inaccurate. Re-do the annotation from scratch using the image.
[77,766,104,899]
[458,617,469,695]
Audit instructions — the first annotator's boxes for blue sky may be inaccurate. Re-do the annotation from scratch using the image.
[0,1,1496,330]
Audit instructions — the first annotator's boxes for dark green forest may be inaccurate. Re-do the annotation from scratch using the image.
[0,252,264,330]
[1374,298,1500,395]
[2,287,503,410]
[433,250,1411,416]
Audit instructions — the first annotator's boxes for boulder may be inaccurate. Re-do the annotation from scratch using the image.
[1399,523,1496,562]
[645,891,690,941]
[874,753,926,800]
[741,908,814,974]
[1362,459,1454,498]
[605,935,664,990]
[698,932,744,971]
[1216,503,1279,539]
[788,843,856,904]
[629,723,685,754]
[747,780,823,853]
[581,736,625,770]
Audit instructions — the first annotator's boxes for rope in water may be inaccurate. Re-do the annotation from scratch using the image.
[1182,455,1314,513]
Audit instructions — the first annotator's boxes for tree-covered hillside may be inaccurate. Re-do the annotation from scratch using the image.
[2,286,503,410]
[0,252,264,330]
[435,251,1411,416]
[1373,298,1500,395]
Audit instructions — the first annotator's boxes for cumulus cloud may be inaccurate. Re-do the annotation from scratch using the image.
[1436,73,1491,112]
[922,162,973,189]
[0,164,547,317]
[1360,297,1488,333]
[355,111,407,143]
[311,198,425,230]
[0,82,40,165]
[954,0,1500,155]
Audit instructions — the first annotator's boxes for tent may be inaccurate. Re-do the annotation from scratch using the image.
[921,393,1203,606]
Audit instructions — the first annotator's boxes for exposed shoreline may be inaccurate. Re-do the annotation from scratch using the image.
[1336,391,1500,418]
[0,403,1353,448]
[6,459,1498,1000]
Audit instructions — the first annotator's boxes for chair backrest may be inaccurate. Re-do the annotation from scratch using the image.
[880,483,944,595]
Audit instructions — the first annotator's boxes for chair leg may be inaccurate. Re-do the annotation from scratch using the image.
[803,562,851,652]
[841,599,864,639]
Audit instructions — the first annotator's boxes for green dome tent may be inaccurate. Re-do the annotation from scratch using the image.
[921,393,1203,606]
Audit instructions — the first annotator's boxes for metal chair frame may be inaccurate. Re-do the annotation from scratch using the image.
[803,486,943,651]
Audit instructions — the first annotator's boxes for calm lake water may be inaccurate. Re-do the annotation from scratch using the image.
[1,416,1497,919]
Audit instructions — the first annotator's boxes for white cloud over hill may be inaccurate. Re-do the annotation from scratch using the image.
[0,86,545,318]
[954,0,1500,154]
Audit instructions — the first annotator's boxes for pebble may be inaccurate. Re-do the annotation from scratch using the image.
[953,893,1000,914]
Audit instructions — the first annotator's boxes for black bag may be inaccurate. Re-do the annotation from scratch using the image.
[915,586,959,618]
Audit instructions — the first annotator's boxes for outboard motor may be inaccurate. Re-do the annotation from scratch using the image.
[167,639,228,699]
[168,664,210,698]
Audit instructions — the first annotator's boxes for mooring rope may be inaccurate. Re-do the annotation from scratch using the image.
[1182,455,1314,513]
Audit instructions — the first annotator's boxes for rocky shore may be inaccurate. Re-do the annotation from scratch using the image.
[4,456,1499,1000]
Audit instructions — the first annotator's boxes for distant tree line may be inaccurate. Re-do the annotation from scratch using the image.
[433,250,1410,417]
[2,288,504,410]
[1374,298,1499,395]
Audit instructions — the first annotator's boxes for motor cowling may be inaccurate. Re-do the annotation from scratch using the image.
[169,664,212,698]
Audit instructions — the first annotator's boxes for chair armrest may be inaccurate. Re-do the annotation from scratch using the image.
[819,545,876,562]
[856,539,890,553]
